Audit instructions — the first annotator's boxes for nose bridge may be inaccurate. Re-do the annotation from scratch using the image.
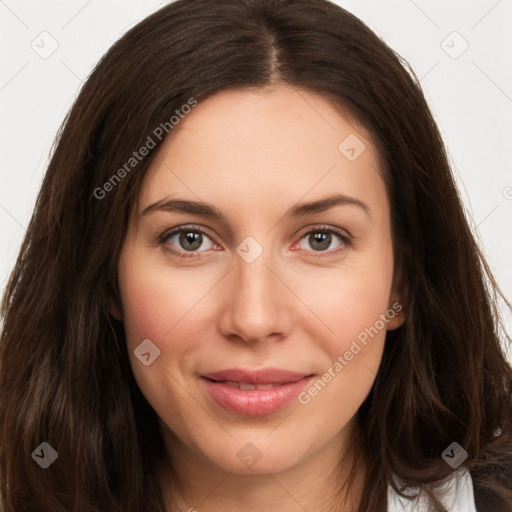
[221,236,290,343]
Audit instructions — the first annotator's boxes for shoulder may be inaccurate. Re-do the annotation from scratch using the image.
[387,468,476,512]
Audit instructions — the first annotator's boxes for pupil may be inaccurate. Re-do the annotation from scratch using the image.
[180,231,202,251]
[310,232,330,251]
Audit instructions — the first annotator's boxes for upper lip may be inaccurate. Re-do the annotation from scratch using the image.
[202,367,312,385]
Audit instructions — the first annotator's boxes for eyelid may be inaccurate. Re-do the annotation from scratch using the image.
[158,223,352,257]
[292,224,352,257]
[158,224,219,257]
[295,223,352,242]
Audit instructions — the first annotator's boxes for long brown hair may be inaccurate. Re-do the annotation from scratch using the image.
[1,1,511,510]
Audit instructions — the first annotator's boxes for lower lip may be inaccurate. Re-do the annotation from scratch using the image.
[201,376,314,416]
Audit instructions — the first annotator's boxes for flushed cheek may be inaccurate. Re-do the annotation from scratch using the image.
[119,260,215,352]
[320,301,387,391]
[118,269,203,418]
[300,308,387,423]
[303,269,392,345]
[296,278,391,411]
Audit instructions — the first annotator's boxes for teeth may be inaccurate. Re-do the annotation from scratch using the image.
[220,380,284,390]
[239,382,257,390]
[253,383,274,390]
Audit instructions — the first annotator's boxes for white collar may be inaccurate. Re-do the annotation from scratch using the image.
[387,468,476,511]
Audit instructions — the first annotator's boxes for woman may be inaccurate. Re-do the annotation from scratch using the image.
[1,0,511,510]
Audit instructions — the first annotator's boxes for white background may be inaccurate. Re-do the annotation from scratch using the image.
[1,1,511,358]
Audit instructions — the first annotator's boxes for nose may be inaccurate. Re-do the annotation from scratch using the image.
[218,245,294,345]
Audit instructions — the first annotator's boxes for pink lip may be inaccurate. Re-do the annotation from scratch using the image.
[201,367,314,416]
[202,367,310,384]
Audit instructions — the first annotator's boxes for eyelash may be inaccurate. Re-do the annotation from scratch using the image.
[156,224,353,259]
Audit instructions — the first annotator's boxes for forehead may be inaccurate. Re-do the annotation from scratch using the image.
[138,85,388,223]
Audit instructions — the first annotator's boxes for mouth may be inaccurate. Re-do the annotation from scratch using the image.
[208,380,289,390]
[200,368,314,416]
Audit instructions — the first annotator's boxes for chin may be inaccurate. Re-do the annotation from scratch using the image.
[203,439,307,475]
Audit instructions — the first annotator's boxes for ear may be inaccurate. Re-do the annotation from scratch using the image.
[110,296,123,322]
[387,266,405,331]
[386,296,405,331]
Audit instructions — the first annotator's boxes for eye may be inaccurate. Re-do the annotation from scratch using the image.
[157,224,352,259]
[294,225,351,255]
[159,225,217,257]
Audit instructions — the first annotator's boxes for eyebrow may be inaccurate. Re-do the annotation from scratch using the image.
[141,193,370,221]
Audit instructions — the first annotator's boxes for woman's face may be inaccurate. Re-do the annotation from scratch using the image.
[116,85,403,475]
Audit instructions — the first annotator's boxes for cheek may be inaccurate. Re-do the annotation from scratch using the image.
[118,256,208,353]
[296,270,392,433]
[296,250,394,425]
[295,242,395,422]
[305,254,394,353]
[117,254,206,415]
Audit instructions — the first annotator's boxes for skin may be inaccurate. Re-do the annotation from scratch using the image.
[114,84,404,511]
